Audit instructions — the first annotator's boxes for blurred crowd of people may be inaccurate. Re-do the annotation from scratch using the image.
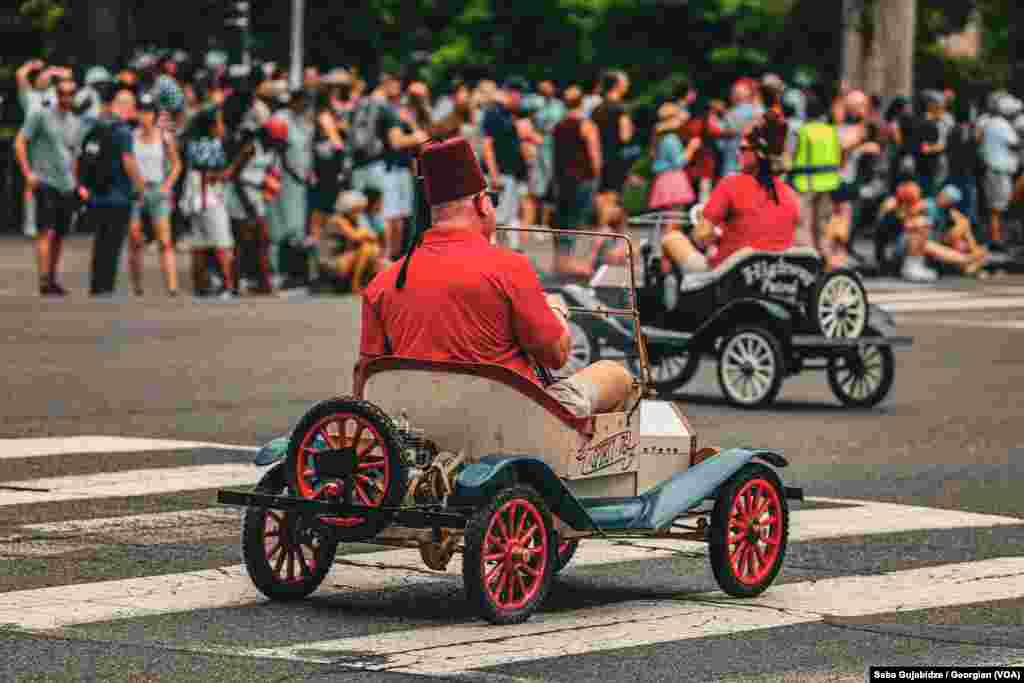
[10,49,1024,298]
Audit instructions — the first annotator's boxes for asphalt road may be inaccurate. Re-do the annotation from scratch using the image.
[1,235,1022,682]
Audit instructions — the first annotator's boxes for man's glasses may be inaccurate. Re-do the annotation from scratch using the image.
[485,190,500,207]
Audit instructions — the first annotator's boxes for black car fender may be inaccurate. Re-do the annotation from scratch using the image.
[689,298,795,353]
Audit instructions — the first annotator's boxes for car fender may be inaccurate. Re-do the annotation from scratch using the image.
[453,454,596,531]
[867,303,898,336]
[639,447,790,529]
[254,434,290,466]
[690,298,794,351]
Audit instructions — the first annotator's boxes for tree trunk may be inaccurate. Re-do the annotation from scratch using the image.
[81,0,133,68]
[849,0,916,99]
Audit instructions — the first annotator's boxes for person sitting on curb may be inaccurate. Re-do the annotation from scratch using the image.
[877,182,988,283]
[321,190,388,295]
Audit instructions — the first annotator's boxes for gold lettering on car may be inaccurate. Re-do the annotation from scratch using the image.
[575,431,639,476]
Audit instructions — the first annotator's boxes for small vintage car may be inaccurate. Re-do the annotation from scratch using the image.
[218,228,803,625]
[549,211,912,409]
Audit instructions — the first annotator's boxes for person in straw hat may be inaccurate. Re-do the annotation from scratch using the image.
[359,136,634,418]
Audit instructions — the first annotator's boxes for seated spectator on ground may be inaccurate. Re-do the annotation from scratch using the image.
[877,182,987,282]
[662,116,798,276]
[320,191,387,294]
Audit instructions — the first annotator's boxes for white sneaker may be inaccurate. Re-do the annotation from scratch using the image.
[901,258,939,283]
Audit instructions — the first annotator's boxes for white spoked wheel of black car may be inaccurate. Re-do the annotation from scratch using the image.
[826,335,895,408]
[718,327,784,408]
[630,350,699,395]
[561,321,598,375]
[813,271,868,339]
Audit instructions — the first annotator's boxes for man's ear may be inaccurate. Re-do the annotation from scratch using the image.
[473,192,486,217]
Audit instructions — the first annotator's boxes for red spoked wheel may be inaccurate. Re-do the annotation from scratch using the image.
[709,463,789,597]
[241,465,338,600]
[463,486,555,625]
[552,532,579,575]
[285,397,406,542]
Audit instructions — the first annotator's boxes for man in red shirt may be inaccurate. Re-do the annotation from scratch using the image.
[359,136,633,417]
[662,116,799,274]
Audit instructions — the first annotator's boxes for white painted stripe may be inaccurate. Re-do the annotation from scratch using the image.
[22,508,239,535]
[0,436,258,460]
[0,498,1018,631]
[883,296,1024,313]
[0,464,262,506]
[241,557,1024,673]
[868,291,972,304]
[907,318,1024,331]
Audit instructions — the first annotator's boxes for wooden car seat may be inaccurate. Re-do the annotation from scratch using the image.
[354,358,593,469]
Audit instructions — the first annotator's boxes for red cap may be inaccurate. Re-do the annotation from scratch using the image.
[263,117,289,145]
[419,136,487,206]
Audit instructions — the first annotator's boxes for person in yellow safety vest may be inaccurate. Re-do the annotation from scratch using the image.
[789,93,843,268]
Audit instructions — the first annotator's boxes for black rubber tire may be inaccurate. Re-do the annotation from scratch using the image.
[552,534,580,575]
[241,465,339,601]
[717,327,785,409]
[285,397,406,542]
[561,320,601,376]
[811,270,868,339]
[826,327,895,408]
[633,342,700,395]
[708,463,789,598]
[463,485,556,625]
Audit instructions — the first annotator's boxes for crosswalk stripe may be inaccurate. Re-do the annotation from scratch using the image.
[0,436,258,461]
[244,557,1024,673]
[0,464,264,506]
[868,291,972,304]
[882,296,1024,313]
[0,498,1018,630]
[907,319,1024,331]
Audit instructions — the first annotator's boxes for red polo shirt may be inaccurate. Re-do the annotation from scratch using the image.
[703,173,800,267]
[360,226,565,385]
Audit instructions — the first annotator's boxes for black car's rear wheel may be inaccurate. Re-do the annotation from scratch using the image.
[631,346,700,395]
[812,270,868,339]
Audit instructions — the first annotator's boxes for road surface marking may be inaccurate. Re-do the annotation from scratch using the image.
[868,291,972,304]
[0,498,1018,630]
[241,557,1024,673]
[0,436,257,460]
[904,318,1024,331]
[882,296,1024,313]
[0,464,264,506]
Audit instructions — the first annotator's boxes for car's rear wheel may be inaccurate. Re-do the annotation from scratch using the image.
[709,463,789,597]
[241,466,339,601]
[717,327,785,408]
[827,328,895,408]
[285,397,406,542]
[812,271,868,339]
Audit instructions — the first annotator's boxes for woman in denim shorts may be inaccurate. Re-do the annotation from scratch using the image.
[128,95,182,295]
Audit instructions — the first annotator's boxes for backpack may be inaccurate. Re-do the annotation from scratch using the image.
[348,98,386,166]
[78,120,120,196]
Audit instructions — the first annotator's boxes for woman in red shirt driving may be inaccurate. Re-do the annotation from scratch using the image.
[663,114,799,274]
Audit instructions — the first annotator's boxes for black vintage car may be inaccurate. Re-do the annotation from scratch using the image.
[548,213,913,409]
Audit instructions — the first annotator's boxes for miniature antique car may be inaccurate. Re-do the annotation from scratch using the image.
[549,211,912,408]
[218,228,803,625]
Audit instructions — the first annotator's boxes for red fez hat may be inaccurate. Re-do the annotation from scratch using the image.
[419,136,487,206]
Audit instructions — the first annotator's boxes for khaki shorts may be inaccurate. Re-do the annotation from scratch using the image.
[546,374,600,418]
